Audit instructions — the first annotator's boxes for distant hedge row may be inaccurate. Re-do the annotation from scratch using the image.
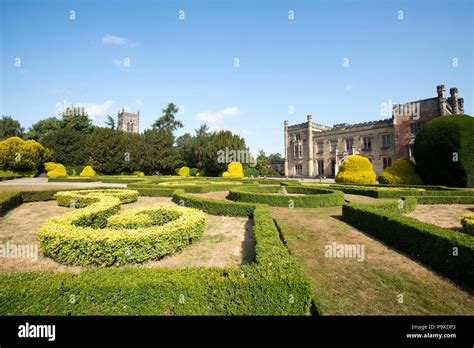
[342,202,474,287]
[227,186,345,207]
[304,183,474,199]
[172,189,256,216]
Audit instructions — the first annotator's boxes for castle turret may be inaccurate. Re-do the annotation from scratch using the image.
[437,85,447,115]
[450,87,459,114]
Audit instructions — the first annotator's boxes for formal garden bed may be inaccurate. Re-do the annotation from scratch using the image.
[1,176,473,315]
[0,184,313,315]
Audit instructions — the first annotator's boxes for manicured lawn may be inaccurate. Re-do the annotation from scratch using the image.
[273,206,474,315]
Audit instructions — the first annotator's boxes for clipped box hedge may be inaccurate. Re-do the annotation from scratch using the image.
[461,214,474,236]
[0,191,313,315]
[40,190,205,266]
[227,185,344,207]
[342,202,474,287]
[172,189,256,216]
[0,192,22,214]
[308,183,474,200]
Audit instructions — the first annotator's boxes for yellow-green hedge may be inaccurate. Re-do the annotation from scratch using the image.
[335,155,376,185]
[222,162,244,178]
[80,165,96,177]
[39,189,205,266]
[378,157,423,185]
[462,214,474,236]
[45,162,67,178]
[177,166,190,177]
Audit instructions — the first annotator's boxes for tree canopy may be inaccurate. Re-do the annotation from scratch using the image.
[0,116,24,140]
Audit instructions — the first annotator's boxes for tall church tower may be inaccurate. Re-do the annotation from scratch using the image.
[117,108,140,133]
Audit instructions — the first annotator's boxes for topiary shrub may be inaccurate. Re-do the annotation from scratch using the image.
[45,162,67,178]
[196,168,206,177]
[189,168,199,176]
[80,165,97,177]
[378,157,423,185]
[335,155,376,185]
[132,171,145,176]
[414,114,474,187]
[177,166,190,177]
[222,162,244,178]
[0,136,52,176]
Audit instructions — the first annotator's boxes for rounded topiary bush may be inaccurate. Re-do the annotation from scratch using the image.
[414,114,474,187]
[222,162,244,178]
[177,166,190,177]
[45,162,67,178]
[378,157,423,185]
[80,165,96,177]
[335,155,376,184]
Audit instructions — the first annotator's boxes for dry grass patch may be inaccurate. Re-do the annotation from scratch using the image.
[406,204,474,231]
[273,206,474,315]
[189,191,230,200]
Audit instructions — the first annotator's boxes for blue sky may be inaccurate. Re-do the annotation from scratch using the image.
[1,0,472,155]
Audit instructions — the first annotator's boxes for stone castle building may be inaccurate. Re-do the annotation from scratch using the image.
[284,85,464,177]
[117,108,140,133]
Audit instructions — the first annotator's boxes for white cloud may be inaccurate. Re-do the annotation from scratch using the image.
[85,100,114,119]
[196,107,240,123]
[102,34,135,47]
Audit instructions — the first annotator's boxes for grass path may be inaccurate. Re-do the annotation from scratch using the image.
[272,206,474,315]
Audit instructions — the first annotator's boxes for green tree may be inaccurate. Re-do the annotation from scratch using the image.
[201,130,247,176]
[144,129,183,174]
[41,107,93,166]
[0,116,24,140]
[256,149,269,175]
[176,124,211,169]
[152,103,183,133]
[84,128,125,174]
[26,117,61,143]
[105,115,116,130]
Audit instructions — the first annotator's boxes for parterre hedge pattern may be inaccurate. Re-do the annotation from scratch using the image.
[172,189,256,216]
[2,177,473,315]
[342,202,474,287]
[0,188,313,315]
[227,185,344,207]
[39,189,206,266]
